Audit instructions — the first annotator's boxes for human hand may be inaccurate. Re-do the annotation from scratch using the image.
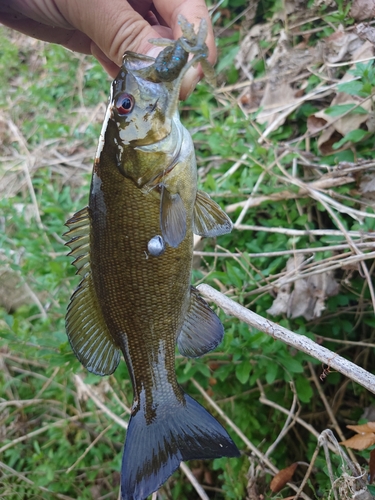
[0,0,216,99]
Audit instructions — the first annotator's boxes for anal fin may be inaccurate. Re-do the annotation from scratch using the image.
[193,190,233,237]
[65,207,121,376]
[177,286,224,358]
[160,184,187,248]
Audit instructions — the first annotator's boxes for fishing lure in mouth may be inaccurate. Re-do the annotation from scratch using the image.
[65,15,239,500]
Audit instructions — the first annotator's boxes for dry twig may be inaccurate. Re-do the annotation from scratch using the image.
[197,284,375,395]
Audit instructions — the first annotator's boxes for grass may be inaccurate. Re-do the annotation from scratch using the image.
[1,1,375,498]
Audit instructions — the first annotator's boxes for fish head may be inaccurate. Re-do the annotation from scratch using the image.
[98,52,184,188]
[111,53,174,147]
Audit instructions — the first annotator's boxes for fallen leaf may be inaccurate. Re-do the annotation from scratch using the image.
[360,174,375,196]
[317,129,344,156]
[306,115,327,134]
[309,41,374,154]
[340,433,375,450]
[347,422,375,433]
[356,22,375,44]
[314,92,371,138]
[323,27,363,63]
[267,255,339,320]
[266,285,291,316]
[270,463,298,493]
[235,23,271,74]
[256,30,321,127]
[350,0,375,21]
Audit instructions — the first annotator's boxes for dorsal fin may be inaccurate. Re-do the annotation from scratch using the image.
[65,207,121,375]
[193,190,233,237]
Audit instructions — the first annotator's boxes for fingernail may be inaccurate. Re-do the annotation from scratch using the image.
[146,47,163,59]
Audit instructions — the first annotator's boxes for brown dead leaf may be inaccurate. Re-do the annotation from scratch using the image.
[309,41,374,154]
[0,268,31,312]
[267,285,291,316]
[356,22,375,44]
[347,422,375,433]
[267,255,339,320]
[316,127,340,155]
[340,432,375,450]
[351,0,375,21]
[255,30,321,127]
[306,115,327,134]
[316,92,371,137]
[360,174,375,194]
[235,23,271,75]
[270,463,298,493]
[323,28,363,63]
[341,422,375,450]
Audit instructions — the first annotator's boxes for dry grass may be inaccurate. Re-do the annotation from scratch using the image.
[1,3,375,499]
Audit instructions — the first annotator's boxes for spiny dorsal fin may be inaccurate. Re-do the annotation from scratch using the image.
[193,190,233,237]
[160,184,187,248]
[177,286,224,358]
[65,207,121,375]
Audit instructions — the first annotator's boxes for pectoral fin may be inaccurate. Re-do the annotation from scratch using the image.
[177,286,224,358]
[160,184,187,248]
[64,208,121,376]
[193,190,233,237]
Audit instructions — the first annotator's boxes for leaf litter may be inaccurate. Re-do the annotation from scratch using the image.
[2,2,375,500]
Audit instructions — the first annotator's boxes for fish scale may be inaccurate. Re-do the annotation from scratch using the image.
[65,15,239,500]
[91,128,192,400]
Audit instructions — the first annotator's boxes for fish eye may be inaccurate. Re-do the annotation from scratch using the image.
[115,93,134,115]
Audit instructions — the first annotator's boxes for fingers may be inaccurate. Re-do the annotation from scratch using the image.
[59,0,166,66]
[1,0,217,99]
[0,11,93,53]
[153,0,216,64]
[152,0,217,99]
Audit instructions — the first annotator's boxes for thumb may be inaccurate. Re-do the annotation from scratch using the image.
[61,0,169,70]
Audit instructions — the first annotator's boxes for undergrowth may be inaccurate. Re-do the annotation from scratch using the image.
[1,1,375,499]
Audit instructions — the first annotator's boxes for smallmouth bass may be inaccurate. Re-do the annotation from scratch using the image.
[65,16,239,500]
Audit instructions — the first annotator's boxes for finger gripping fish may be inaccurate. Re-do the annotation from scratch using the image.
[65,15,239,500]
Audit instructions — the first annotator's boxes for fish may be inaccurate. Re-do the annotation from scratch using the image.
[64,15,240,500]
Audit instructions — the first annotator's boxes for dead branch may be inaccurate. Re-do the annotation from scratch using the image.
[197,284,375,395]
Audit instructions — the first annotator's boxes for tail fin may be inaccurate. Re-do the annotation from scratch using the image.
[121,392,240,500]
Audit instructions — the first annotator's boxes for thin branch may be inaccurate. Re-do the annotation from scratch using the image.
[73,375,130,429]
[293,442,321,499]
[235,224,371,238]
[308,363,357,464]
[179,463,210,500]
[274,161,375,311]
[0,410,102,455]
[264,381,298,458]
[191,379,312,500]
[66,423,113,474]
[193,241,375,259]
[258,391,337,454]
[197,284,375,395]
[227,174,354,213]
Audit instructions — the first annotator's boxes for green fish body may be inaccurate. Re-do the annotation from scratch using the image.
[65,16,239,500]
